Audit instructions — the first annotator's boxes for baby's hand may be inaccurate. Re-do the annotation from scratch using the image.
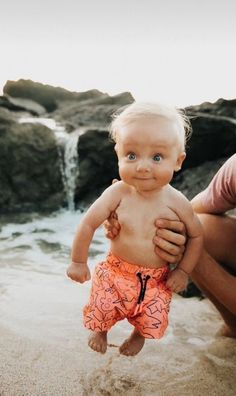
[166,268,188,293]
[66,261,91,284]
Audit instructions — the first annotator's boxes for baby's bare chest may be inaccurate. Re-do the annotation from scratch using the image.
[116,195,179,237]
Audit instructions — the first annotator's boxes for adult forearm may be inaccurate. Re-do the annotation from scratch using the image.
[191,192,208,214]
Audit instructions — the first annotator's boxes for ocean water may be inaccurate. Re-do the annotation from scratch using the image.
[0,210,235,396]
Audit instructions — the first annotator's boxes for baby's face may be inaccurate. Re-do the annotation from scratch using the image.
[115,116,186,192]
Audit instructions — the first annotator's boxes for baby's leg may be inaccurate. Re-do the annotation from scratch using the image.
[119,328,145,356]
[88,330,108,354]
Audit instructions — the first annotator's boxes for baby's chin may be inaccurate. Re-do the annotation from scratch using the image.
[131,180,164,192]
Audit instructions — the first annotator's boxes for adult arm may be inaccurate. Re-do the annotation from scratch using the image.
[192,155,236,214]
[155,154,236,261]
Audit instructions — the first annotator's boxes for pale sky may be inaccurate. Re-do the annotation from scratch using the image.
[1,0,236,107]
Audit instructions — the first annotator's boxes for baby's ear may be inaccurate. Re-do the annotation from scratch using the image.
[174,152,186,172]
[114,143,118,152]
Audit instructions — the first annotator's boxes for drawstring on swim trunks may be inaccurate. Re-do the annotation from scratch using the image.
[137,272,151,303]
[133,272,151,315]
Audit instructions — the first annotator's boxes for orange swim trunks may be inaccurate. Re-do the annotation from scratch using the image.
[83,253,172,339]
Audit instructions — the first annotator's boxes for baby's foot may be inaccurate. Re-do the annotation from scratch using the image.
[88,331,108,354]
[119,329,145,356]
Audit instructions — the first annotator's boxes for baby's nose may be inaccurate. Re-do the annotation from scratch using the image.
[136,160,150,172]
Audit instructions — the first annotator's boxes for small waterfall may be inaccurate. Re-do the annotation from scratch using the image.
[46,123,80,211]
[61,130,80,211]
[19,117,80,211]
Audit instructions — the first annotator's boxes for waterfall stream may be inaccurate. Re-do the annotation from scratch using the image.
[19,117,80,210]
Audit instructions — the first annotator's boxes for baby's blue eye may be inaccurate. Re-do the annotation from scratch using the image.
[127,153,136,161]
[153,154,162,162]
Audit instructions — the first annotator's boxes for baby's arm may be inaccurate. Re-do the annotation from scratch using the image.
[166,194,203,293]
[67,182,124,283]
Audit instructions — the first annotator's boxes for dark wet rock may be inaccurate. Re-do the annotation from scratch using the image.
[172,158,227,200]
[184,111,236,169]
[1,78,236,218]
[3,79,107,112]
[0,94,46,116]
[75,129,118,203]
[0,80,134,213]
[52,91,134,131]
[186,98,236,118]
[0,118,65,213]
[0,107,18,128]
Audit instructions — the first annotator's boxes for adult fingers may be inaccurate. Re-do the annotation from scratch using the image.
[154,246,184,264]
[153,236,184,256]
[103,213,119,231]
[111,211,118,220]
[155,219,186,235]
[103,219,110,231]
[107,210,118,222]
[104,230,115,240]
[154,228,186,246]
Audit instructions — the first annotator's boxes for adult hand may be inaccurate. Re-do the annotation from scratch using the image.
[153,219,186,263]
[104,211,121,239]
[104,179,121,239]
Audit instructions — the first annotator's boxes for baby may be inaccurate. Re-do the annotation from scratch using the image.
[67,102,203,356]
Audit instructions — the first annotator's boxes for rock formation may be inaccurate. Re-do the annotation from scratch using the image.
[0,79,236,212]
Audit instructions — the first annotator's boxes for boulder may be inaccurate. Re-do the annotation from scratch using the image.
[0,115,65,213]
[186,98,236,118]
[184,112,236,169]
[3,79,106,112]
[0,107,18,128]
[75,129,118,203]
[1,79,236,215]
[172,157,227,199]
[0,94,46,116]
[52,92,134,131]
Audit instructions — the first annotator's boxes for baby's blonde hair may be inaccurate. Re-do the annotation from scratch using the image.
[110,102,192,150]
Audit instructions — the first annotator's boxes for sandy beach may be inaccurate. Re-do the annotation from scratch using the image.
[0,275,236,396]
[0,211,235,396]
